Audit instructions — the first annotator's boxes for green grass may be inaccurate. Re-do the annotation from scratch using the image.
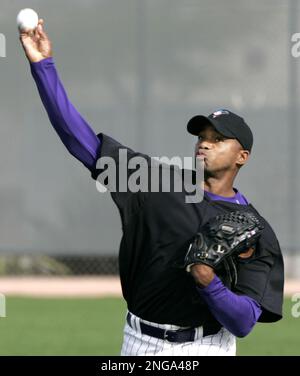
[0,297,127,355]
[237,298,300,356]
[0,297,298,355]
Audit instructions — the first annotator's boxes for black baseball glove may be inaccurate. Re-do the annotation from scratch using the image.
[184,210,264,286]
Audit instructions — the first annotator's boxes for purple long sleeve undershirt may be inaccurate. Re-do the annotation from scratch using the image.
[197,276,262,337]
[30,57,100,171]
[30,57,262,337]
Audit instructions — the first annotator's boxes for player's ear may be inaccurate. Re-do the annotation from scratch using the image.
[236,149,250,167]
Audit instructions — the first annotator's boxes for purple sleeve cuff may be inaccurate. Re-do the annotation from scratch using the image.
[196,275,262,337]
[30,57,100,171]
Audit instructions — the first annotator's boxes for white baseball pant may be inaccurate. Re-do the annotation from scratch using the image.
[120,310,236,356]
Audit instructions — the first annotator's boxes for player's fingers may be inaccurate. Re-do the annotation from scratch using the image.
[238,247,255,259]
[19,30,35,41]
[19,33,34,52]
[19,30,26,39]
[34,25,40,39]
[18,27,32,37]
[19,34,26,46]
[36,21,42,32]
[37,20,47,40]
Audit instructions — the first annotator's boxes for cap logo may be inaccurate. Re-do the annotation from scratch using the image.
[212,109,230,118]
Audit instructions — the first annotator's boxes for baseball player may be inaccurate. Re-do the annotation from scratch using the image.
[19,19,284,356]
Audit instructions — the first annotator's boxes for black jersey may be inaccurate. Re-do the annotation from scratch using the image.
[91,134,284,327]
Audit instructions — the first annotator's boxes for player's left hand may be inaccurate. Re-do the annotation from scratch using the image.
[183,211,264,288]
[190,246,255,287]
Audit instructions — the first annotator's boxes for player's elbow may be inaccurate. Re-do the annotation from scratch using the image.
[232,326,253,338]
[229,320,257,338]
[230,297,262,338]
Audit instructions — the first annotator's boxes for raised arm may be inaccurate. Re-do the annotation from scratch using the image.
[19,19,100,171]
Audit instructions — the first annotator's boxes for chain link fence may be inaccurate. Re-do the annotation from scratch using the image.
[0,254,119,276]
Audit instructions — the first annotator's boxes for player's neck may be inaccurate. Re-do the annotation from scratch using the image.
[203,177,236,197]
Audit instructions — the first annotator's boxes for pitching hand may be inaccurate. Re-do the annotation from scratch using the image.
[19,19,52,63]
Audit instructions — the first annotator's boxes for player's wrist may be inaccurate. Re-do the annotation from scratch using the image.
[28,55,49,63]
[30,55,52,65]
[190,264,215,288]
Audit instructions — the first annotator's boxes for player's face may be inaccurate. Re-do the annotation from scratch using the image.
[194,123,248,175]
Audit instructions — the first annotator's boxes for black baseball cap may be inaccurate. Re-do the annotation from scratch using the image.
[187,109,253,152]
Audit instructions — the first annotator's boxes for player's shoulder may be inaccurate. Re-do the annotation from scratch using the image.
[204,198,281,254]
[246,203,275,232]
[246,203,281,254]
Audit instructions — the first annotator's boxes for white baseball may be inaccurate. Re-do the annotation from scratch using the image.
[17,8,39,32]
